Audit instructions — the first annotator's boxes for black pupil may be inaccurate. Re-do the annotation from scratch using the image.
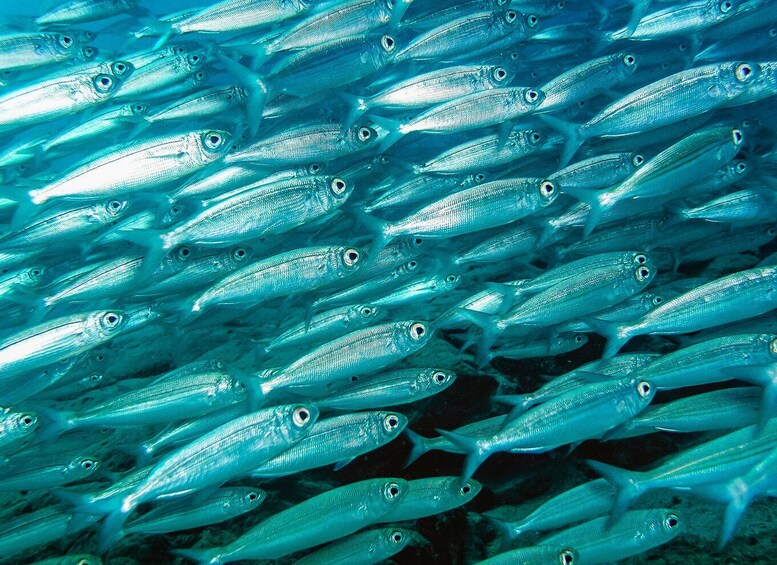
[237,249,245,256]
[389,487,398,495]
[23,417,31,425]
[415,326,424,336]
[436,373,444,381]
[107,315,116,323]
[249,493,256,500]
[210,135,220,145]
[348,252,358,261]
[298,410,308,421]
[64,36,71,43]
[394,534,401,541]
[462,486,470,493]
[101,78,110,86]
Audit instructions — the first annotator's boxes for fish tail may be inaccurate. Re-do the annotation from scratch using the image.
[491,394,533,425]
[35,406,77,439]
[403,428,432,468]
[99,506,133,552]
[172,547,224,565]
[232,368,266,411]
[538,114,584,167]
[339,92,370,133]
[586,459,643,519]
[10,194,42,231]
[581,317,633,359]
[368,114,406,152]
[719,479,750,549]
[560,185,608,238]
[435,429,490,483]
[456,308,502,365]
[117,227,175,278]
[389,0,412,30]
[217,53,268,137]
[483,513,520,549]
[352,209,394,259]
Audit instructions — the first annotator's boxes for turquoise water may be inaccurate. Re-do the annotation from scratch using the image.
[1,1,777,564]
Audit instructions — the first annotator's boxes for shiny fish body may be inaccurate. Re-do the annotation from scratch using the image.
[294,527,412,565]
[123,487,265,536]
[376,476,482,522]
[146,85,247,123]
[0,454,98,491]
[43,103,149,152]
[260,320,433,397]
[0,507,99,561]
[187,245,364,314]
[29,129,231,206]
[174,477,408,563]
[172,0,310,35]
[264,303,382,353]
[250,411,407,477]
[0,408,38,450]
[315,368,456,411]
[36,0,136,25]
[0,32,85,72]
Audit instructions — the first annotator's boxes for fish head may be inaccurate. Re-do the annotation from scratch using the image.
[348,123,379,150]
[239,488,266,508]
[379,34,397,60]
[282,404,319,441]
[19,266,45,287]
[395,320,434,354]
[223,245,252,269]
[631,256,656,290]
[90,310,127,337]
[377,528,412,553]
[320,175,355,209]
[630,378,656,412]
[69,455,100,478]
[374,411,408,441]
[89,72,122,100]
[371,478,409,513]
[705,0,739,23]
[95,198,130,224]
[182,49,208,73]
[79,45,99,62]
[752,333,777,363]
[416,368,457,393]
[536,179,558,207]
[719,61,761,98]
[614,52,639,80]
[51,32,78,55]
[195,129,233,163]
[334,246,366,277]
[441,273,462,290]
[108,60,134,80]
[8,411,38,436]
[347,304,383,325]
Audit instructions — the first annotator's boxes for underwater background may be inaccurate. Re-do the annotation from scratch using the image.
[1,0,777,563]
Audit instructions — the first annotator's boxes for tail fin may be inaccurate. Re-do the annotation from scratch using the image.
[116,228,175,278]
[435,429,490,483]
[368,114,407,152]
[492,394,533,425]
[217,53,268,137]
[403,428,432,468]
[172,547,224,565]
[351,209,394,259]
[389,0,412,30]
[456,308,503,366]
[339,92,370,132]
[586,459,643,519]
[580,317,634,359]
[719,478,750,549]
[537,114,585,168]
[484,513,520,550]
[35,406,77,439]
[559,187,608,238]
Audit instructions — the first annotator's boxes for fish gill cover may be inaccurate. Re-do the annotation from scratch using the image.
[0,0,776,563]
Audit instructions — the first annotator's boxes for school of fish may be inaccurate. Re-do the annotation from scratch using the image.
[1,0,777,563]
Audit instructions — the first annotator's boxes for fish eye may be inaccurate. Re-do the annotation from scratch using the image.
[524,88,540,104]
[460,483,472,495]
[94,74,114,92]
[623,53,636,66]
[177,246,192,259]
[89,373,101,382]
[475,173,486,182]
[76,559,92,565]
[446,274,457,283]
[381,35,395,52]
[633,154,645,166]
[308,163,321,174]
[540,180,555,198]
[19,414,36,427]
[80,458,96,470]
[557,0,566,8]
[635,265,651,281]
[384,482,401,499]
[357,126,374,142]
[560,550,575,565]
[189,54,201,64]
[496,0,507,5]
[174,45,187,55]
[59,34,74,47]
[770,28,777,37]
[409,322,427,340]
[432,370,447,384]
[637,381,652,398]
[770,337,777,354]
[510,51,519,61]
[330,177,347,194]
[83,46,97,58]
[530,131,542,143]
[29,267,42,277]
[719,0,733,12]
[413,237,423,247]
[407,260,418,270]
[292,406,311,427]
[195,71,206,80]
[233,247,247,260]
[204,131,224,149]
[736,63,754,82]
[493,67,508,82]
[133,104,146,113]
[101,312,121,328]
[379,155,390,164]
[634,253,647,264]
[390,530,404,543]
[247,491,259,501]
[732,129,744,145]
[664,513,679,529]
[360,306,373,317]
[526,14,539,27]
[343,248,361,267]
[383,414,401,431]
[575,334,584,343]
[652,295,663,305]
[504,10,518,23]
